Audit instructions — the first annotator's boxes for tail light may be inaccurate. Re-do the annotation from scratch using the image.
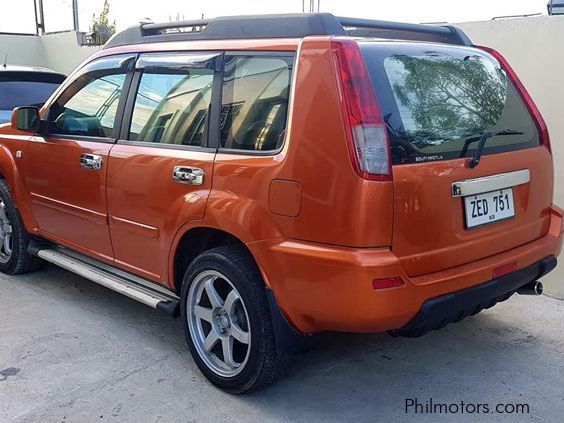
[332,39,392,181]
[478,46,551,153]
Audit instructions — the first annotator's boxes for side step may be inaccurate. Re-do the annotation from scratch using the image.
[33,248,180,316]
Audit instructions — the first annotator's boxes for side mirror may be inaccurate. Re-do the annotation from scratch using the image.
[11,107,40,133]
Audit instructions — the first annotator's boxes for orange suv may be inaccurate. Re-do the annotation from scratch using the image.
[0,14,562,393]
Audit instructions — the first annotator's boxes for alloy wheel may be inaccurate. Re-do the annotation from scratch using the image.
[0,200,13,264]
[187,270,251,377]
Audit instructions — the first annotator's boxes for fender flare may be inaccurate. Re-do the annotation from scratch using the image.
[167,218,256,284]
[0,144,37,231]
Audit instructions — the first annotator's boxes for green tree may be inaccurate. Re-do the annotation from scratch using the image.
[91,0,116,44]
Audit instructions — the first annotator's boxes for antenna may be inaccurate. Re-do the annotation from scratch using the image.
[2,54,7,68]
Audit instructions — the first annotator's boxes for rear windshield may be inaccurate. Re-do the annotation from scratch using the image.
[359,42,540,165]
[0,81,61,109]
[0,73,64,123]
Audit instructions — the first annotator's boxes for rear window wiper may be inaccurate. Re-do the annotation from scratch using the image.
[460,129,524,168]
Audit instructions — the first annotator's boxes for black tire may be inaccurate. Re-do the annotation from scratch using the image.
[180,245,280,393]
[0,179,44,274]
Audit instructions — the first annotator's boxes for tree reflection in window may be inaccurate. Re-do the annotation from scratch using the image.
[385,53,507,147]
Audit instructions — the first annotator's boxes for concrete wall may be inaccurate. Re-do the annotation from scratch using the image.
[457,16,564,298]
[0,34,43,68]
[0,31,100,75]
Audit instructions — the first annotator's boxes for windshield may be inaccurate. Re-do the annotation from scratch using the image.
[359,42,540,164]
[0,80,61,123]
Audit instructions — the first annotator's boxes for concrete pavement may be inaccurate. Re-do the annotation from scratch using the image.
[1,265,563,422]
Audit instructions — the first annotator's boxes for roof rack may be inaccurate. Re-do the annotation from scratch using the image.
[103,13,472,50]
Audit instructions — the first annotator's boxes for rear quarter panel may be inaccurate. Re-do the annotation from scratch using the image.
[271,37,393,247]
[210,37,393,247]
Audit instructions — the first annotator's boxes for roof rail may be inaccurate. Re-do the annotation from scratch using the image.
[338,17,471,46]
[103,13,472,50]
[491,13,542,20]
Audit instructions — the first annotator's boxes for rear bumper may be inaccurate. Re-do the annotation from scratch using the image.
[392,256,556,338]
[248,206,563,334]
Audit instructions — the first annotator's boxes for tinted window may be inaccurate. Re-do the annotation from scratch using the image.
[48,72,126,137]
[0,81,61,109]
[220,55,292,151]
[360,43,540,165]
[128,69,213,146]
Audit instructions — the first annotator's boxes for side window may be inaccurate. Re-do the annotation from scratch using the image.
[48,71,126,138]
[220,55,293,151]
[128,68,214,147]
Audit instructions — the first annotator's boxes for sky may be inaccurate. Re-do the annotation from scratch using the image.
[0,0,551,34]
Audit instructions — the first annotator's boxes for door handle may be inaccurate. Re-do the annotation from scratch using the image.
[172,166,204,185]
[80,153,103,170]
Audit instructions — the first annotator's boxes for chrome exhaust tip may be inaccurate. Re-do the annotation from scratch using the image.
[517,281,543,296]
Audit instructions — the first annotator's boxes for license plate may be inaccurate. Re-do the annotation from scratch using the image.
[464,188,515,229]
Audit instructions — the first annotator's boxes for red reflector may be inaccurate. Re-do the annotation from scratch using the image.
[493,262,517,279]
[372,277,404,290]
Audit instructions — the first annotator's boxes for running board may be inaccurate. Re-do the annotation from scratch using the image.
[33,248,180,316]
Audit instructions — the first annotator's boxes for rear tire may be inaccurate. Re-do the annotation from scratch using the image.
[180,245,280,393]
[0,180,44,274]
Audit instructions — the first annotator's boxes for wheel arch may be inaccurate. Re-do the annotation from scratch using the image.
[170,225,265,294]
[171,224,309,355]
[0,146,18,193]
[0,145,37,231]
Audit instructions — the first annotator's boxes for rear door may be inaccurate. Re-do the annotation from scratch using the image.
[360,42,553,276]
[106,52,220,284]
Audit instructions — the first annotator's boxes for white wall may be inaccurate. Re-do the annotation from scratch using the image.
[458,16,564,298]
[40,32,100,74]
[0,34,43,68]
[0,31,100,75]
